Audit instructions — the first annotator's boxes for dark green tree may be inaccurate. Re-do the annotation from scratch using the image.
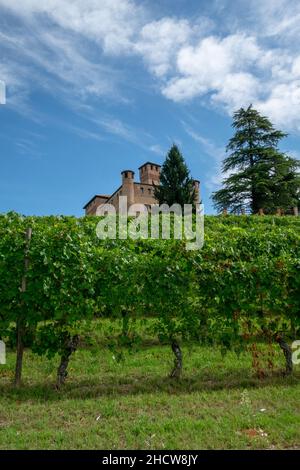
[212,105,300,214]
[154,144,195,207]
[268,153,300,213]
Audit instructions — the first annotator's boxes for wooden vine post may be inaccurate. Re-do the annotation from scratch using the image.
[169,340,183,379]
[14,227,32,387]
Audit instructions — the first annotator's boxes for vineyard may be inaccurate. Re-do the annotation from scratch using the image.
[1,212,299,384]
[0,213,300,449]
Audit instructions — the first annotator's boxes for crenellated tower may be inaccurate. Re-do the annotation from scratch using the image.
[139,162,161,186]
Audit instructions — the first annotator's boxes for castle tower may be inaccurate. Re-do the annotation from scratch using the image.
[139,162,161,185]
[121,170,135,206]
[193,180,200,205]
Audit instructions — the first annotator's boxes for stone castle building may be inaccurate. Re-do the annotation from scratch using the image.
[84,161,200,215]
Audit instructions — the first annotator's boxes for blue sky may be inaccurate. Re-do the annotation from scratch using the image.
[1,0,300,215]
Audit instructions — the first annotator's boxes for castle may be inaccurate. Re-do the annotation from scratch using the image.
[83,161,200,215]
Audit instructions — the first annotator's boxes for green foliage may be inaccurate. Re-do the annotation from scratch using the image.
[212,105,300,214]
[154,144,195,207]
[0,212,299,384]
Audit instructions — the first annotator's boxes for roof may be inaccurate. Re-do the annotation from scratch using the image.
[121,170,135,174]
[105,185,122,203]
[83,194,110,209]
[138,161,161,169]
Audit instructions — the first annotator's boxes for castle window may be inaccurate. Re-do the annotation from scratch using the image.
[148,188,151,194]
[125,172,128,178]
[151,165,153,170]
[141,187,144,193]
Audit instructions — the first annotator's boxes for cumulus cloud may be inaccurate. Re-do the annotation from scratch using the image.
[255,82,300,132]
[135,16,213,78]
[135,18,193,77]
[160,30,300,131]
[162,34,262,104]
[163,34,260,99]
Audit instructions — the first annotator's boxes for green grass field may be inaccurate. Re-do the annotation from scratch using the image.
[0,320,299,450]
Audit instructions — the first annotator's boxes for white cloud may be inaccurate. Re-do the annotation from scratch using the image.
[66,125,105,143]
[241,0,300,40]
[0,55,45,120]
[289,150,300,161]
[2,0,300,134]
[212,72,261,111]
[0,0,143,109]
[159,28,300,132]
[135,17,213,78]
[162,34,263,105]
[255,82,300,132]
[135,18,192,77]
[88,115,165,154]
[0,9,125,118]
[94,117,138,142]
[148,144,165,156]
[182,122,226,191]
[0,0,144,54]
[292,57,300,77]
[182,122,225,162]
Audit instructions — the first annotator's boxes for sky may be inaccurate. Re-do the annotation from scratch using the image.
[1,0,300,216]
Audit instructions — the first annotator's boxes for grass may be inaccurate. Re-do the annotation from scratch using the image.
[0,320,299,450]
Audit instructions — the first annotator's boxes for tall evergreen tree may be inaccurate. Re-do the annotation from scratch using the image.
[154,144,195,207]
[212,105,300,214]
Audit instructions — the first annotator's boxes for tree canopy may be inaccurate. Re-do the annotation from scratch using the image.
[212,105,300,214]
[154,144,195,208]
